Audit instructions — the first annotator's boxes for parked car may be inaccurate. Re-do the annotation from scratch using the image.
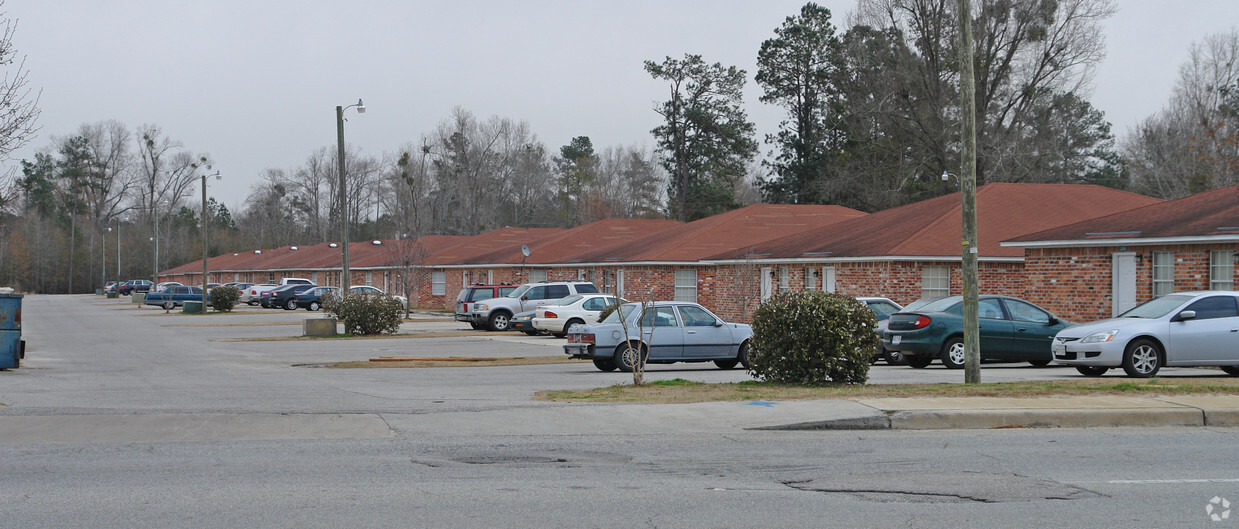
[532,294,625,337]
[279,277,314,286]
[882,295,1071,369]
[118,279,153,295]
[103,281,118,294]
[857,297,903,364]
[144,285,209,309]
[1052,291,1239,378]
[470,281,600,331]
[564,301,753,372]
[455,284,518,329]
[509,311,540,335]
[266,283,318,309]
[347,285,408,310]
[288,286,339,311]
[243,284,279,305]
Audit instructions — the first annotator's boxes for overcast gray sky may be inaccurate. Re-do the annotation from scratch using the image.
[5,0,1238,211]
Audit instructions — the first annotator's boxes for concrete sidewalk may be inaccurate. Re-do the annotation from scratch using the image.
[761,395,1239,430]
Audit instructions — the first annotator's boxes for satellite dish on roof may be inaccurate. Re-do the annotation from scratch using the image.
[521,245,531,257]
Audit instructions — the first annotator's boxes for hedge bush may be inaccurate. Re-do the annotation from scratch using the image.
[747,291,877,384]
[325,293,404,336]
[209,285,241,312]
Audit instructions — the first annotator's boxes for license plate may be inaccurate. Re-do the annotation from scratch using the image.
[892,335,901,345]
[1052,343,1065,356]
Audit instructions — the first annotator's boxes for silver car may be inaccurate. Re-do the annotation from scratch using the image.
[1052,291,1239,378]
[563,301,753,372]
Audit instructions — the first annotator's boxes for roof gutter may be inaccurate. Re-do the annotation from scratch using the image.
[1002,234,1239,248]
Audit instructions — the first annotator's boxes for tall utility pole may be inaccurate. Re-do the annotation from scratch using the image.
[957,0,980,383]
[336,99,365,293]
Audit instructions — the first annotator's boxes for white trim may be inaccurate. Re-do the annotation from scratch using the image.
[824,266,836,293]
[1003,234,1239,248]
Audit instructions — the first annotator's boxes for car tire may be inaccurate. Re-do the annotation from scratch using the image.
[940,337,965,369]
[738,341,751,370]
[562,318,585,336]
[883,349,907,365]
[906,355,933,369]
[1122,338,1162,378]
[523,330,540,336]
[1028,359,1052,367]
[488,311,511,332]
[1076,366,1109,377]
[247,301,257,306]
[163,301,175,310]
[285,299,297,310]
[308,301,320,311]
[614,342,647,373]
[1221,366,1239,376]
[469,322,483,330]
[714,358,739,369]
[592,357,617,372]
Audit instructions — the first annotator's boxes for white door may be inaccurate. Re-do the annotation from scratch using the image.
[760,267,773,300]
[1112,252,1137,317]
[616,269,625,298]
[824,266,836,293]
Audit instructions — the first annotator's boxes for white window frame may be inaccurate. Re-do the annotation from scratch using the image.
[674,269,697,302]
[804,267,816,291]
[1211,250,1234,290]
[760,267,773,300]
[921,265,950,298]
[616,269,625,298]
[779,266,790,291]
[1152,251,1174,297]
[431,270,446,296]
[365,271,373,286]
[529,269,547,283]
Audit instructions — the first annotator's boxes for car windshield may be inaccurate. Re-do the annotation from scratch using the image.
[913,296,962,313]
[555,295,584,306]
[507,285,530,298]
[1120,294,1194,318]
[602,304,639,324]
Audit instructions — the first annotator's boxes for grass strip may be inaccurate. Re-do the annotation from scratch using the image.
[535,376,1239,404]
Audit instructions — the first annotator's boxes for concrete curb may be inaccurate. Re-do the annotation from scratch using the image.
[887,407,1204,430]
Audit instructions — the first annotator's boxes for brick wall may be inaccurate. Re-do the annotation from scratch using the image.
[1023,243,1239,322]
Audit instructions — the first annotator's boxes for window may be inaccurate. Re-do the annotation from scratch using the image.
[431,271,446,296]
[583,297,607,311]
[578,269,586,281]
[1004,299,1051,324]
[805,268,817,290]
[1153,252,1174,297]
[674,269,697,302]
[526,286,547,299]
[921,266,950,298]
[464,271,472,285]
[268,273,276,284]
[978,299,1004,319]
[760,267,773,300]
[546,285,570,299]
[529,269,547,283]
[641,306,679,327]
[1211,250,1233,290]
[779,267,790,291]
[678,305,718,327]
[1184,296,1239,320]
[365,271,372,285]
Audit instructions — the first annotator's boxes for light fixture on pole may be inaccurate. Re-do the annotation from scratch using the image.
[201,170,221,309]
[336,98,365,292]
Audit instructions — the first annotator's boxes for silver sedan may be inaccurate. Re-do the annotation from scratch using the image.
[563,301,753,372]
[1052,291,1239,377]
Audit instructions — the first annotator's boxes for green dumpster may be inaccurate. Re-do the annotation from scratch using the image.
[183,301,204,314]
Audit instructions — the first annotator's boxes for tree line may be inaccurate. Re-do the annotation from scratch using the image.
[1,2,1236,293]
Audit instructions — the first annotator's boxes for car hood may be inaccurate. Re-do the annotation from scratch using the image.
[1054,316,1162,339]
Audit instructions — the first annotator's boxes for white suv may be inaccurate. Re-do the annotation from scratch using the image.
[469,281,600,331]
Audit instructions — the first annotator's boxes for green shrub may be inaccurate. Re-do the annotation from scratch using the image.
[747,291,877,384]
[209,285,241,312]
[326,293,404,336]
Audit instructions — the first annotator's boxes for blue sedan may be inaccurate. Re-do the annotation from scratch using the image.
[564,301,752,372]
[144,285,210,310]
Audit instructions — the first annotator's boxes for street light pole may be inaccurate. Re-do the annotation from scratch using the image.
[336,98,365,292]
[201,171,220,309]
[103,226,109,289]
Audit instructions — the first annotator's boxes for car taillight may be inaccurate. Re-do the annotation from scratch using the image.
[913,316,931,329]
[545,311,558,318]
[569,333,595,344]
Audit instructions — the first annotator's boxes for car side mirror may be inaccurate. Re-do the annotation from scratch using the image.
[1173,310,1196,322]
[713,320,723,327]
[520,295,528,301]
[1047,317,1059,325]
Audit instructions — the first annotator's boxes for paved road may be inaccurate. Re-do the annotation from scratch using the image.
[3,295,1237,528]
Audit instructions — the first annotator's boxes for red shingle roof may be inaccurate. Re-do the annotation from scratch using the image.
[571,204,866,263]
[460,218,682,265]
[422,227,565,266]
[1006,184,1239,244]
[712,183,1161,260]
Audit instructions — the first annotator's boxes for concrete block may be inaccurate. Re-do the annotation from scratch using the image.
[304,318,338,337]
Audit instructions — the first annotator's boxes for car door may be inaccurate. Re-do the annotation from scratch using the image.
[976,298,1015,358]
[1002,298,1063,359]
[581,296,608,319]
[639,306,685,360]
[1170,295,1239,363]
[678,305,734,358]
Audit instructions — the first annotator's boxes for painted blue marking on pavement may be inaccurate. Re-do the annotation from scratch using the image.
[748,401,776,407]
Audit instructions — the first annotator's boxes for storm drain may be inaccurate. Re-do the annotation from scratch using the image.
[785,471,1103,503]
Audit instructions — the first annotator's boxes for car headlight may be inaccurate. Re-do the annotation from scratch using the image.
[476,303,488,311]
[1080,330,1119,343]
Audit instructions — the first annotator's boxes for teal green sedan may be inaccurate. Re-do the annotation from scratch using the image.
[880,295,1071,369]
